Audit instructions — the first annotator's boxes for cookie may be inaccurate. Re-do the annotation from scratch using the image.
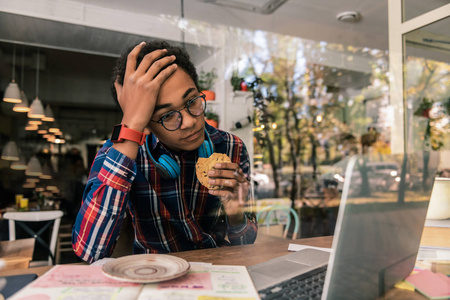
[196,153,231,189]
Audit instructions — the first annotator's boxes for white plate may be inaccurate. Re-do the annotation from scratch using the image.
[102,254,190,283]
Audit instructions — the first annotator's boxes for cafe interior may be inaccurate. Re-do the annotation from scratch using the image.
[0,0,449,299]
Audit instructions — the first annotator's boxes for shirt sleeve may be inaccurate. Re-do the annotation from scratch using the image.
[72,143,137,263]
[225,138,258,245]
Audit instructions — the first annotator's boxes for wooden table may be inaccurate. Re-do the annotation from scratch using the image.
[0,238,35,271]
[1,226,447,299]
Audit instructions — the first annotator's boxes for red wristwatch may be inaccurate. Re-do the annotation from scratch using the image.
[110,124,146,145]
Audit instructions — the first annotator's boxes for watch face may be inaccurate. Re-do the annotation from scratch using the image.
[111,124,122,141]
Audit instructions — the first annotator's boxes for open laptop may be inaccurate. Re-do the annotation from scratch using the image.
[248,152,439,300]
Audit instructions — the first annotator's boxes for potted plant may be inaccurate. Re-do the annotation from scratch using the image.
[414,97,434,118]
[231,71,242,91]
[205,111,219,128]
[198,68,218,101]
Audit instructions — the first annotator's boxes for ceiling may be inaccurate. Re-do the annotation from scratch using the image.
[70,0,390,50]
[0,0,391,53]
[0,0,448,144]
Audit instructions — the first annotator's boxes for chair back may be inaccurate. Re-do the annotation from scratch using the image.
[3,210,64,266]
[256,205,300,239]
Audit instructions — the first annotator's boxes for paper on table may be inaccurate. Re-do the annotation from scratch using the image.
[137,264,260,300]
[90,257,116,266]
[405,269,450,299]
[417,246,450,261]
[9,265,142,300]
[8,264,258,300]
[288,244,332,253]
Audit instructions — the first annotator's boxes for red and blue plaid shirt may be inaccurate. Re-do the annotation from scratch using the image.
[72,124,257,263]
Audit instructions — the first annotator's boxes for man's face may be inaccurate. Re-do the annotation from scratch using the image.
[148,69,205,152]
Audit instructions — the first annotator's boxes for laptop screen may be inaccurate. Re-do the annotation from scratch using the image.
[322,152,439,299]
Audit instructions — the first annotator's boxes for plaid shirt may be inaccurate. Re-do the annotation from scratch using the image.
[73,124,257,263]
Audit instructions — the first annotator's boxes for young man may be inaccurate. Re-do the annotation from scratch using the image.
[72,40,257,263]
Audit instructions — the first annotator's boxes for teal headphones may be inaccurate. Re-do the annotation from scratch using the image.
[145,129,214,179]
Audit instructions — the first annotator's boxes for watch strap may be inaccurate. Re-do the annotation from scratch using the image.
[111,124,146,145]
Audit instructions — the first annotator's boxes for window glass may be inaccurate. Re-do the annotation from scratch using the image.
[404,17,450,178]
[0,10,396,244]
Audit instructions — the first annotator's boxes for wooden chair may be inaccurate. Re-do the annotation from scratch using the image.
[55,223,74,264]
[256,205,300,239]
[3,210,63,266]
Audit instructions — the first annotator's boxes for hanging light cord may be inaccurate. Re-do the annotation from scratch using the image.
[181,0,185,49]
[12,45,16,81]
[36,49,40,98]
[21,48,25,88]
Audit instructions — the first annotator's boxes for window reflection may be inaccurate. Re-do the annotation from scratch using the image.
[404,17,450,158]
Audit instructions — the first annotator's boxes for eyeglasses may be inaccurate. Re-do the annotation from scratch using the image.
[150,94,207,131]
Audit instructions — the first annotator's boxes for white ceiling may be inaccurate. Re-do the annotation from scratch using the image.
[71,0,391,51]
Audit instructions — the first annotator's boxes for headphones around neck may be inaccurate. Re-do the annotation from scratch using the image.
[145,129,214,179]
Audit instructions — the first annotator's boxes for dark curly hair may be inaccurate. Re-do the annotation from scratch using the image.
[110,40,199,104]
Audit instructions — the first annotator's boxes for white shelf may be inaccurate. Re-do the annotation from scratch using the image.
[232,91,253,98]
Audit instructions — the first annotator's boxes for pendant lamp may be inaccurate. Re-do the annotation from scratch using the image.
[3,45,22,103]
[25,155,42,176]
[23,182,36,189]
[42,105,55,122]
[39,164,52,179]
[13,50,30,112]
[26,178,40,183]
[13,91,30,112]
[11,152,27,170]
[28,49,45,119]
[1,141,19,161]
[28,97,45,118]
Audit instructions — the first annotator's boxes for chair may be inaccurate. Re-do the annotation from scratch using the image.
[3,210,64,266]
[256,205,300,239]
[55,223,74,264]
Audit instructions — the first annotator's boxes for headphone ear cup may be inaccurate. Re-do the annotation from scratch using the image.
[158,154,181,179]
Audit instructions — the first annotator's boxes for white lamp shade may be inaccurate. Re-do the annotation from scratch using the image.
[42,105,55,122]
[426,178,450,220]
[39,164,52,179]
[28,119,42,125]
[25,124,38,131]
[23,182,36,189]
[3,81,22,103]
[25,155,42,176]
[1,141,19,161]
[28,97,45,119]
[46,185,58,191]
[26,178,40,183]
[13,91,30,112]
[11,153,27,170]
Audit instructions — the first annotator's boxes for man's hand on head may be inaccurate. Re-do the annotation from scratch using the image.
[114,42,178,135]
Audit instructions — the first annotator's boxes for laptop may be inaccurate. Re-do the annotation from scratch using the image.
[248,152,439,300]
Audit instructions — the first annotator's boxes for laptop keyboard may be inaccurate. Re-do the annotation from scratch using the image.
[259,266,328,300]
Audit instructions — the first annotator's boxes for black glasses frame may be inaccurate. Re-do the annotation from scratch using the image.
[150,94,207,131]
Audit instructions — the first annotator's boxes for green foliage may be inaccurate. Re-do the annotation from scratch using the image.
[198,68,218,91]
[231,71,242,91]
[414,97,434,116]
[205,111,219,122]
